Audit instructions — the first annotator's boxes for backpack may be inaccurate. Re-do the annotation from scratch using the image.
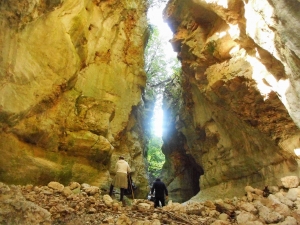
[124,176,137,195]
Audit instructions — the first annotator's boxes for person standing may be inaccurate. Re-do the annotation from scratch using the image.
[109,156,131,203]
[151,178,168,208]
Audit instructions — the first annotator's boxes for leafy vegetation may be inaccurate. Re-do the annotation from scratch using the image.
[144,14,181,182]
[206,40,217,55]
[144,25,180,97]
[147,136,165,182]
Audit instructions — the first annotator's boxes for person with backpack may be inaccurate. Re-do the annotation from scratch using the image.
[109,156,131,204]
[150,178,168,208]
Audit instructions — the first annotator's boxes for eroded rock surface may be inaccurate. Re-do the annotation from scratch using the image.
[0,0,149,197]
[162,0,300,201]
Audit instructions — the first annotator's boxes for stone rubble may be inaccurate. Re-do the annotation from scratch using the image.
[0,176,300,224]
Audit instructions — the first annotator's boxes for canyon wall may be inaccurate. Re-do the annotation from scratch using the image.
[1,0,300,203]
[0,0,149,198]
[162,0,300,201]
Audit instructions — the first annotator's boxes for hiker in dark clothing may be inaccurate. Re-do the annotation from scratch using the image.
[151,178,168,208]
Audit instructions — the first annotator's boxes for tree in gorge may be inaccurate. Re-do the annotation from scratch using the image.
[144,25,179,96]
[144,24,180,182]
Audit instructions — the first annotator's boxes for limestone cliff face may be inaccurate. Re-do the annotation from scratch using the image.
[162,0,300,201]
[0,0,149,197]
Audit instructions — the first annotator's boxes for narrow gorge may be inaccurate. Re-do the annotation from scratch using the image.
[0,0,300,210]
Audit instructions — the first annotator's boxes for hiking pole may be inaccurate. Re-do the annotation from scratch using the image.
[128,174,135,200]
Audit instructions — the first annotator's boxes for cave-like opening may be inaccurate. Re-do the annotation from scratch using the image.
[145,1,202,202]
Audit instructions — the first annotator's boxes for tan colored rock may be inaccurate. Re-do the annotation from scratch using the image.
[152,219,161,225]
[204,200,217,209]
[0,183,51,225]
[88,207,96,214]
[151,213,158,219]
[186,202,205,215]
[69,182,80,190]
[280,216,297,225]
[211,220,230,225]
[116,213,131,225]
[103,194,113,207]
[48,182,64,192]
[239,202,257,214]
[84,186,100,195]
[245,186,256,193]
[62,187,73,197]
[137,203,151,211]
[218,213,229,221]
[253,189,263,196]
[208,209,221,218]
[243,221,264,225]
[103,216,114,224]
[268,186,280,194]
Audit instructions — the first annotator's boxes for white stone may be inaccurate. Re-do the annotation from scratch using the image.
[281,176,299,188]
[81,183,90,189]
[236,211,257,224]
[279,216,297,225]
[286,188,298,201]
[258,205,283,223]
[274,192,294,207]
[265,194,290,216]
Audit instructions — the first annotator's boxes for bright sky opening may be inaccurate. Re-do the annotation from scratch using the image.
[147,4,176,137]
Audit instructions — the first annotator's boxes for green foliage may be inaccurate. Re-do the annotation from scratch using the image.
[147,136,165,182]
[144,12,180,183]
[144,25,180,97]
[206,40,217,55]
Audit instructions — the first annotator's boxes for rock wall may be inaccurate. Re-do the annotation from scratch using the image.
[0,0,149,198]
[162,0,300,201]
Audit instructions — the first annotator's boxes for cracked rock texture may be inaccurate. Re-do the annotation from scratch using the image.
[162,0,300,202]
[0,0,149,198]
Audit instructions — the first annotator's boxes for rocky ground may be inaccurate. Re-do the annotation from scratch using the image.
[1,176,300,224]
